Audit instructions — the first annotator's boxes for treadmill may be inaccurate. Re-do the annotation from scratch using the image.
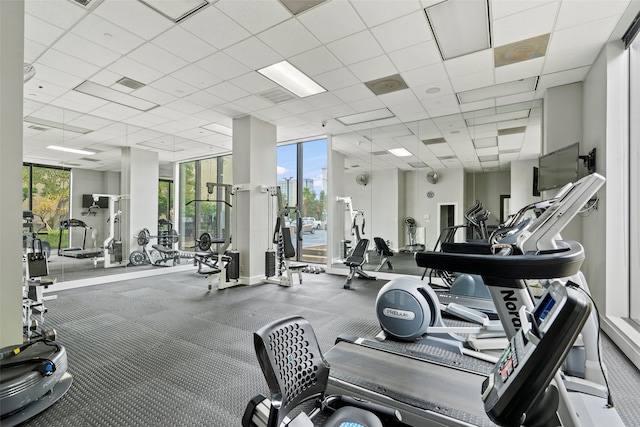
[57,218,102,259]
[325,174,624,426]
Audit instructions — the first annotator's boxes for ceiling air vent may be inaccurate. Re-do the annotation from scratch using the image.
[371,151,389,156]
[258,88,296,104]
[422,137,446,145]
[408,162,427,168]
[116,77,145,90]
[80,157,100,162]
[68,0,105,9]
[365,74,409,96]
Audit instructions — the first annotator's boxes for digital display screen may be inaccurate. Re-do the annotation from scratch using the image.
[535,294,556,324]
[538,142,579,192]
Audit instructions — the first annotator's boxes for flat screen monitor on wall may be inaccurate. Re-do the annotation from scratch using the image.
[538,142,580,192]
[82,194,109,209]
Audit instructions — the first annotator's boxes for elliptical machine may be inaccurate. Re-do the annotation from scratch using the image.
[1,236,72,426]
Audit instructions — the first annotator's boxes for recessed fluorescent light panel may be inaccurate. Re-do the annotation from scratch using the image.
[74,81,158,111]
[425,0,491,60]
[47,145,96,155]
[279,0,326,15]
[257,61,326,98]
[201,123,233,136]
[388,148,412,157]
[336,108,395,126]
[138,0,210,23]
[24,116,93,134]
[457,77,538,104]
[465,109,530,126]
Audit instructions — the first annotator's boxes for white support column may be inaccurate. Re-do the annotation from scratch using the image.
[0,0,25,347]
[232,115,276,284]
[121,147,159,257]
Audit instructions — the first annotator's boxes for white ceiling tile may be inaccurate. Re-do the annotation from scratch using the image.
[279,100,315,115]
[94,0,173,41]
[53,32,121,68]
[536,66,590,95]
[304,92,344,110]
[498,133,525,150]
[348,55,398,82]
[128,43,188,75]
[108,58,165,87]
[496,92,536,106]
[257,18,321,58]
[422,93,461,118]
[412,80,455,100]
[444,49,494,78]
[150,75,200,97]
[90,102,145,122]
[216,0,290,33]
[313,68,360,91]
[495,57,544,84]
[182,89,226,109]
[476,146,499,156]
[556,0,631,30]
[206,81,250,102]
[289,46,342,77]
[459,99,496,112]
[71,14,145,55]
[223,37,283,70]
[24,39,48,64]
[388,41,441,72]
[327,30,384,65]
[450,69,495,92]
[172,64,223,90]
[25,0,86,30]
[349,97,386,112]
[491,0,556,20]
[25,13,66,48]
[548,15,620,55]
[133,86,178,105]
[49,90,109,112]
[298,0,366,44]
[401,62,448,86]
[255,106,291,121]
[232,95,274,111]
[378,89,418,107]
[228,72,278,94]
[370,9,432,52]
[196,52,252,81]
[492,2,560,46]
[426,142,455,157]
[333,84,375,103]
[351,0,422,27]
[37,49,101,80]
[164,99,207,116]
[25,63,84,91]
[152,26,215,63]
[181,5,251,50]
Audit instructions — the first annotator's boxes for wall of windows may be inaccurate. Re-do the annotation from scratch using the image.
[277,138,328,263]
[158,179,173,223]
[179,155,233,250]
[22,163,70,250]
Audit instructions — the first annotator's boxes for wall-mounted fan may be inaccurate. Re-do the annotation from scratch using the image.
[356,174,369,186]
[23,63,36,83]
[426,170,439,184]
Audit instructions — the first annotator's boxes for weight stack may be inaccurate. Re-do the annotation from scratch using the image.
[113,241,123,262]
[265,250,276,278]
[227,251,240,279]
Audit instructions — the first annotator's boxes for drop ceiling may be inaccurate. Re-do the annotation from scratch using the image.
[20,0,639,174]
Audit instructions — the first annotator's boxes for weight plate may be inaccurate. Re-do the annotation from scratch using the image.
[137,228,150,246]
[129,251,146,266]
[171,229,179,243]
[198,233,213,251]
[149,249,162,265]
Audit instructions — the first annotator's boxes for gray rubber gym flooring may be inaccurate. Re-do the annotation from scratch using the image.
[22,269,640,426]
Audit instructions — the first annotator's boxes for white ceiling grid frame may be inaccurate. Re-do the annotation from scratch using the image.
[52,31,120,74]
[70,14,145,55]
[206,81,250,102]
[313,67,361,91]
[348,55,398,83]
[150,75,200,98]
[25,0,87,32]
[24,12,67,48]
[351,0,422,27]
[298,0,367,43]
[369,8,433,52]
[555,0,632,30]
[388,41,442,73]
[495,57,545,84]
[326,30,386,66]
[171,64,223,90]
[401,62,448,87]
[37,49,101,80]
[215,0,290,34]
[107,57,165,86]
[223,37,283,70]
[180,5,251,50]
[152,26,216,63]
[128,42,189,75]
[93,0,173,41]
[257,19,322,58]
[492,1,560,46]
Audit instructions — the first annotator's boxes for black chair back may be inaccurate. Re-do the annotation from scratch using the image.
[253,315,330,427]
[373,237,393,257]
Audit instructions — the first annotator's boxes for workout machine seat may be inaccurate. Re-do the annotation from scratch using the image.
[151,244,180,266]
[242,315,400,427]
[343,238,376,289]
[373,237,393,272]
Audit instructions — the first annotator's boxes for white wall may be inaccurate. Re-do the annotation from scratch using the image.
[405,168,465,250]
[510,159,541,214]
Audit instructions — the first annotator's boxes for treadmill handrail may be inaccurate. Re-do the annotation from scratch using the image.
[415,241,584,280]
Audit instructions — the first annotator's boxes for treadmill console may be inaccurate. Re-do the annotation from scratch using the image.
[481,282,591,426]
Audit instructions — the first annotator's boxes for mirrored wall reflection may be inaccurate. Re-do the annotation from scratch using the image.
[330,100,543,278]
[22,102,186,284]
